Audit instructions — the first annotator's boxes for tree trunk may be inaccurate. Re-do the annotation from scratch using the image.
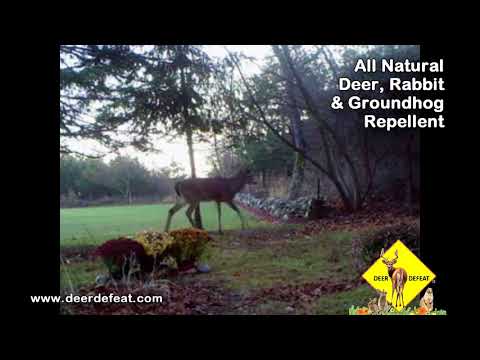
[279,46,363,210]
[213,132,223,176]
[126,179,132,204]
[272,45,306,200]
[288,153,305,199]
[181,64,203,229]
[186,126,203,229]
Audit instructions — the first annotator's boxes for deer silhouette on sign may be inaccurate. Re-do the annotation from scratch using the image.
[380,248,408,308]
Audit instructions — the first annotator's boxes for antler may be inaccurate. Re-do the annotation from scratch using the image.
[393,249,399,260]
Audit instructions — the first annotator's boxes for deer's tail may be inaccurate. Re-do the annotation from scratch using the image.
[174,182,182,197]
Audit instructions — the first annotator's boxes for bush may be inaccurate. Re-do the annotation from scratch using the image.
[351,221,420,274]
[93,238,154,279]
[135,231,175,258]
[94,228,212,278]
[167,228,212,269]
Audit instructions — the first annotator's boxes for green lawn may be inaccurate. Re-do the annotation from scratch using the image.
[60,203,426,314]
[60,225,378,314]
[60,202,264,247]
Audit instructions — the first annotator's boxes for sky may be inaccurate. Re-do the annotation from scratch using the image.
[66,45,274,177]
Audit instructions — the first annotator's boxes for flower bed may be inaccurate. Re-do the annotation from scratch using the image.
[93,229,212,279]
[168,228,212,270]
[93,237,153,279]
[135,231,175,258]
[348,305,446,315]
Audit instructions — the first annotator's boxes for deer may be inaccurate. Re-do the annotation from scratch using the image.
[164,169,256,234]
[380,248,408,308]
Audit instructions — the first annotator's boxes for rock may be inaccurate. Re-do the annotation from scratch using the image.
[237,193,321,219]
[285,306,295,312]
[196,264,211,273]
[95,274,110,286]
[312,288,323,296]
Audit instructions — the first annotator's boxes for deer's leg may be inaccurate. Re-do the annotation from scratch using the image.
[185,202,199,228]
[165,201,187,232]
[226,201,246,230]
[216,202,223,234]
[391,282,395,305]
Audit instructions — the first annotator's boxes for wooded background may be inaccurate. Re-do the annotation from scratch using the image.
[60,45,420,212]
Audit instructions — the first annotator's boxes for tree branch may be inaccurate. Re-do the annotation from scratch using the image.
[224,48,334,179]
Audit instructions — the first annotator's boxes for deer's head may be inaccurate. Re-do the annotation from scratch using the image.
[377,289,387,298]
[238,168,256,185]
[380,248,398,271]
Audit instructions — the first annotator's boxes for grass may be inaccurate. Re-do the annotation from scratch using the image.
[60,203,422,315]
[61,227,374,314]
[313,285,375,314]
[60,202,264,247]
[198,230,358,292]
[60,259,105,292]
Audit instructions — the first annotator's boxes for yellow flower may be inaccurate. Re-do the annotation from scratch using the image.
[135,231,174,257]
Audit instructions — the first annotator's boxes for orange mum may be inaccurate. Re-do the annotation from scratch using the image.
[356,308,369,315]
[416,306,428,315]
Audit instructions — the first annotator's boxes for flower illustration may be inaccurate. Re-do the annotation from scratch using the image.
[356,307,369,315]
[416,306,428,315]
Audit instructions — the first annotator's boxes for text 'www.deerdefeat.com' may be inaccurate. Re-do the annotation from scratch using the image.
[30,293,163,304]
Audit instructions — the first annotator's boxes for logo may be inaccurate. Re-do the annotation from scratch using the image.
[362,240,435,311]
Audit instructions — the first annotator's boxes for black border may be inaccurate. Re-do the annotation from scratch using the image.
[17,26,457,327]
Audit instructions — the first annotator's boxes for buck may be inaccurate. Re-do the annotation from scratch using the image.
[164,169,256,234]
[380,248,408,308]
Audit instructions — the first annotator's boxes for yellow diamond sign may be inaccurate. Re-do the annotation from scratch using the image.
[362,240,435,311]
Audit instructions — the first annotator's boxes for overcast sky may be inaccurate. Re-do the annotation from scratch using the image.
[66,45,274,177]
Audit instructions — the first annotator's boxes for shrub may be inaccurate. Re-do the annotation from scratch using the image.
[94,229,212,279]
[93,238,153,279]
[167,228,212,268]
[351,220,420,274]
[135,231,175,258]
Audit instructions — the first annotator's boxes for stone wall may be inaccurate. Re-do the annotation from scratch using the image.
[235,193,315,220]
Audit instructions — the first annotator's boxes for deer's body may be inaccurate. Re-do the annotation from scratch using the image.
[391,267,408,307]
[380,248,408,308]
[174,176,246,203]
[165,169,255,233]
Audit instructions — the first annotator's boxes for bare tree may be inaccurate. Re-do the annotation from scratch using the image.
[271,45,307,200]
[227,48,363,211]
